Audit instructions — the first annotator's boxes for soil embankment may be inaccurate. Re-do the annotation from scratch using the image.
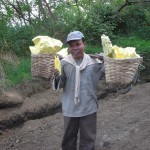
[0,53,150,150]
[0,82,150,150]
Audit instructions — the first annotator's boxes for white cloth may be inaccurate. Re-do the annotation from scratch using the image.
[63,53,101,105]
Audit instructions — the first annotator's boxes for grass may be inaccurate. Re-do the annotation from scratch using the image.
[112,35,150,54]
[0,62,6,92]
[85,44,103,54]
[3,57,31,86]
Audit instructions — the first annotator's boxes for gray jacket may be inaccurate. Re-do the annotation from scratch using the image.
[52,58,104,117]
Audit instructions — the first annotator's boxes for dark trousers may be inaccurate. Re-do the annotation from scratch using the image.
[61,112,96,150]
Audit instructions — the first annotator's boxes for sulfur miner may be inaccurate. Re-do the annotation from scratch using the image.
[52,31,105,150]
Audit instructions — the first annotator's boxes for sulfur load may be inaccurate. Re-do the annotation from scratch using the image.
[101,34,140,59]
[112,45,140,59]
[29,36,63,55]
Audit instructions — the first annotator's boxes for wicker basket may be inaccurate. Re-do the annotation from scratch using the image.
[104,57,143,84]
[31,54,55,79]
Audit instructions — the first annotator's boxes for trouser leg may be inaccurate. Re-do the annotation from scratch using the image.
[61,116,79,150]
[79,112,97,150]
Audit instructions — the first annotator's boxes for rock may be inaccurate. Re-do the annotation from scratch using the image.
[0,91,23,108]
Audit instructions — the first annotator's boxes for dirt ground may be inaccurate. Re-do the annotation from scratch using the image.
[0,79,150,150]
[0,53,150,150]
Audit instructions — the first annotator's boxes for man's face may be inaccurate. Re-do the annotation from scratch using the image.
[68,40,86,60]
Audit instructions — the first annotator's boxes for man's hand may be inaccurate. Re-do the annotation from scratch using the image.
[96,53,105,61]
[53,69,60,80]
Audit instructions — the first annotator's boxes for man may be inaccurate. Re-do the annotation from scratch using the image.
[53,31,104,150]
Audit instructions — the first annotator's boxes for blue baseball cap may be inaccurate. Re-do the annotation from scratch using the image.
[66,31,84,43]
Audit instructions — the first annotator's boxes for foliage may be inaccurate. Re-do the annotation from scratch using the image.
[0,61,6,92]
[54,1,118,44]
[79,4,117,44]
[1,0,150,55]
[85,44,103,54]
[116,4,150,39]
[3,57,31,85]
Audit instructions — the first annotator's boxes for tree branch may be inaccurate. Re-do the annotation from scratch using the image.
[42,0,56,23]
[113,0,150,15]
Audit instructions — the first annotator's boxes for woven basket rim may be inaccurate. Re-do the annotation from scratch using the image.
[31,53,55,56]
[104,56,143,60]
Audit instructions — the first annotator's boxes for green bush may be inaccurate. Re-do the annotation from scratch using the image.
[118,5,150,39]
[77,3,117,44]
[3,57,31,85]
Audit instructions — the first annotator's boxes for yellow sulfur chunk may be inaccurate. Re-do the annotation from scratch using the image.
[101,34,114,57]
[57,48,68,58]
[112,46,140,59]
[29,36,63,55]
[124,47,140,58]
[113,45,125,59]
[54,55,61,75]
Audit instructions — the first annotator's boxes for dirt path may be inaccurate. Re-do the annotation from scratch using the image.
[0,82,150,150]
